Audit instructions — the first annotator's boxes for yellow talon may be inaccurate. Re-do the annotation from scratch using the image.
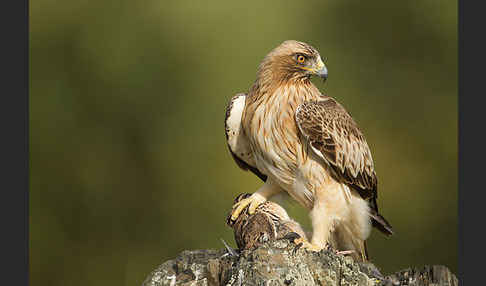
[230,198,252,221]
[248,200,261,214]
[301,242,324,252]
[230,193,266,221]
[293,237,324,252]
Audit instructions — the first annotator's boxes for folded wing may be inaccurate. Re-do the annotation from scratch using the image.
[295,96,393,235]
[225,93,267,182]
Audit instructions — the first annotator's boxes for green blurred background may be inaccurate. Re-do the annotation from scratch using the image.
[30,1,457,285]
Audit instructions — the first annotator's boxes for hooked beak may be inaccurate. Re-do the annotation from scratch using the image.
[315,65,328,80]
[314,57,328,80]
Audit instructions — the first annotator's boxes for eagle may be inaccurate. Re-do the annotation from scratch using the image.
[225,40,393,261]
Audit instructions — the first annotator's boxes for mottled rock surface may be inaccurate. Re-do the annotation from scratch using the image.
[141,240,457,286]
[142,197,457,285]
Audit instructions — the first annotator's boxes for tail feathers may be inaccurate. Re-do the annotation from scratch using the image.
[370,209,394,236]
[362,240,369,261]
[369,197,394,236]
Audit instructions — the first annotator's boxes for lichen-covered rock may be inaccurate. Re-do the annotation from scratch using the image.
[225,240,378,286]
[141,248,235,286]
[142,240,361,286]
[142,197,457,285]
[142,239,457,286]
[384,265,458,286]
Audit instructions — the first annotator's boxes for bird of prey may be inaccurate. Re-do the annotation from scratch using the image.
[225,40,393,261]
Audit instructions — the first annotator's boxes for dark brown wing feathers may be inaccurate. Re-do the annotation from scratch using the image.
[295,98,377,198]
[296,97,393,236]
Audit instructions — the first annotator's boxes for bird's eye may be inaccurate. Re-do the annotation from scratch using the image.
[297,55,306,64]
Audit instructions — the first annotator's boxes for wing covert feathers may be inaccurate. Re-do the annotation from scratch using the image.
[295,97,377,199]
[295,97,393,236]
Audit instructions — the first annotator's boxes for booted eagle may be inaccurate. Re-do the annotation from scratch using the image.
[225,40,393,261]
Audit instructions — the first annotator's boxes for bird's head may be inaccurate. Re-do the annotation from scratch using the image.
[258,40,328,84]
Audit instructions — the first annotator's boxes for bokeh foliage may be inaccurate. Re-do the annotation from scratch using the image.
[30,1,457,285]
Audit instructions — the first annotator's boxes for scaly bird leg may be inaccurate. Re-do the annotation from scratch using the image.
[230,180,282,222]
[281,201,332,253]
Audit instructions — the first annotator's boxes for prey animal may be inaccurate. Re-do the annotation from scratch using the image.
[224,40,393,261]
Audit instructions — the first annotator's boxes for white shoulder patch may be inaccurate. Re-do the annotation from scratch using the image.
[225,94,256,167]
[225,94,246,143]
